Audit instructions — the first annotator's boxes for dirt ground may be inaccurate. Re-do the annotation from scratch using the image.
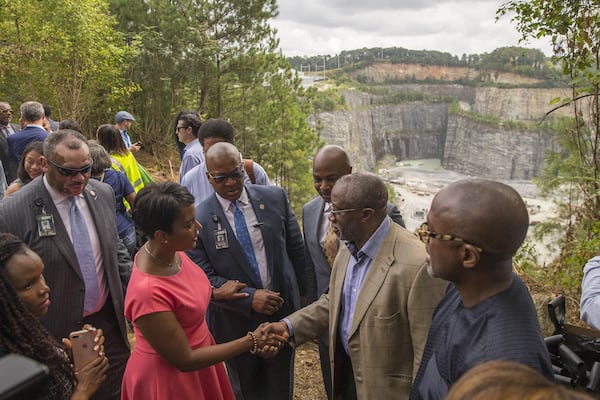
[294,342,327,399]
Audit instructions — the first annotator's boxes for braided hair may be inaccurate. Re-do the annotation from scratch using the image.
[0,233,74,399]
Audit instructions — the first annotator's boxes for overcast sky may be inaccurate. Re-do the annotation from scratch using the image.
[272,0,553,58]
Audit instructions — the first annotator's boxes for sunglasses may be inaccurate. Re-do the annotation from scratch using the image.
[208,166,245,184]
[417,222,483,253]
[47,158,93,177]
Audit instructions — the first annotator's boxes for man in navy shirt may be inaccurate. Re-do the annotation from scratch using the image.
[410,179,553,400]
[7,101,48,163]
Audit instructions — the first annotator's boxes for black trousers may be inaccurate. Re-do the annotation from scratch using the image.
[333,343,357,400]
[83,296,130,400]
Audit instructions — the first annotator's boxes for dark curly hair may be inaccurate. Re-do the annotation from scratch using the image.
[0,233,74,399]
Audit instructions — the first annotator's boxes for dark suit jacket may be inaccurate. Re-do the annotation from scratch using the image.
[0,177,131,344]
[6,125,48,162]
[303,196,405,300]
[187,185,308,341]
[0,123,19,182]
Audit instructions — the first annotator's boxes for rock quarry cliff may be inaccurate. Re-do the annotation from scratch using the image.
[310,64,571,180]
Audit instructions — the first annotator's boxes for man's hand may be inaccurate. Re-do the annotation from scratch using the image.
[251,289,284,315]
[213,280,249,301]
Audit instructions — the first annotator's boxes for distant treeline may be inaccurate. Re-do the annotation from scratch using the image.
[288,46,566,86]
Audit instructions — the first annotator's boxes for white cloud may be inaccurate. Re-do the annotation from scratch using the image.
[272,0,553,57]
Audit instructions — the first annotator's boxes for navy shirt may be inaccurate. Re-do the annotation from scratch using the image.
[92,169,134,236]
[411,275,553,399]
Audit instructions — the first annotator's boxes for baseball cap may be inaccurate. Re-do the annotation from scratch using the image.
[115,111,135,123]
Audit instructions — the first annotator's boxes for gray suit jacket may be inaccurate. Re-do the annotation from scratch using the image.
[0,177,131,344]
[288,222,447,399]
[302,195,405,300]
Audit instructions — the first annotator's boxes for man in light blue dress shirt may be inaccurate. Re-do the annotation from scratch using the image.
[176,112,204,181]
[180,118,270,208]
[581,252,600,329]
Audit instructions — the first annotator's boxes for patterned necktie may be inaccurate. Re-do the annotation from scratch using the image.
[69,197,100,314]
[233,201,262,287]
[323,220,339,268]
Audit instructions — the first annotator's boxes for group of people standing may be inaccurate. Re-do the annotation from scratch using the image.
[0,100,593,400]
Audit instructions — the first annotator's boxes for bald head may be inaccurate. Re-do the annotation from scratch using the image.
[314,145,350,169]
[205,141,241,168]
[430,179,528,258]
[205,142,245,202]
[313,145,352,203]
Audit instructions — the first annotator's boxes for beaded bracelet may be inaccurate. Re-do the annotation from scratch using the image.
[247,331,258,354]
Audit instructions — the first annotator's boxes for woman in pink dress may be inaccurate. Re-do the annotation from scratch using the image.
[121,182,284,400]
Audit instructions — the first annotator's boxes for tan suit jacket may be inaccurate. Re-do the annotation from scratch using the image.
[288,222,447,399]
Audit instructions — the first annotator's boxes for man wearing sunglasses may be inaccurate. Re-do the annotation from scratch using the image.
[0,129,132,399]
[0,101,19,183]
[410,179,553,400]
[265,172,447,400]
[187,142,307,400]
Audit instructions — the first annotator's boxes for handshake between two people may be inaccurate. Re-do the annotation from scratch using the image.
[249,321,291,359]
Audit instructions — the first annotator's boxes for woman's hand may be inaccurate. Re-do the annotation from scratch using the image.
[70,355,109,400]
[62,325,105,361]
[213,280,249,301]
[67,324,108,400]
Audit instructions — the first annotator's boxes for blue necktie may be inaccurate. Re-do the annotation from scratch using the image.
[69,197,100,314]
[233,201,262,287]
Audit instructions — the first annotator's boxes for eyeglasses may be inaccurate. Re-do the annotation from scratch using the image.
[47,159,93,177]
[417,222,483,253]
[176,126,188,131]
[329,206,372,215]
[208,166,245,184]
[0,109,12,114]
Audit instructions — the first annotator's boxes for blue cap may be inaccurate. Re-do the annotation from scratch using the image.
[115,111,135,123]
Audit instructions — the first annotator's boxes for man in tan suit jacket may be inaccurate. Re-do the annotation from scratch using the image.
[266,172,447,399]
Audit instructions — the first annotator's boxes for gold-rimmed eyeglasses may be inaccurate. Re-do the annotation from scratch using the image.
[417,222,483,253]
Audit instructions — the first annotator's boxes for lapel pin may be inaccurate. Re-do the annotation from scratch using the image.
[259,204,265,210]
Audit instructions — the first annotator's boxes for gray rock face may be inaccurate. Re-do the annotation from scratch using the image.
[443,115,554,180]
[313,85,566,179]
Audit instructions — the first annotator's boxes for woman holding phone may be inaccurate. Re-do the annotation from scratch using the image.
[121,182,284,400]
[96,124,145,193]
[0,233,109,400]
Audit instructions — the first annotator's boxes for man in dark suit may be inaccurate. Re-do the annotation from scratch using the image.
[303,144,405,398]
[0,130,131,399]
[7,101,48,163]
[0,101,19,183]
[187,142,309,400]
